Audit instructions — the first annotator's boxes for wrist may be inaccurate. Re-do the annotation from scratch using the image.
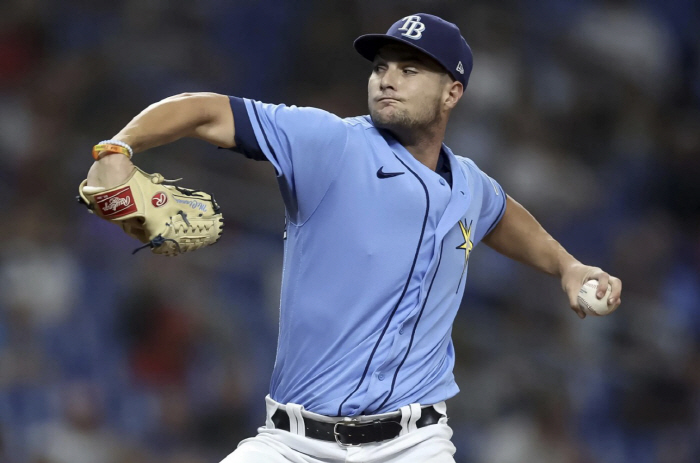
[557,253,581,278]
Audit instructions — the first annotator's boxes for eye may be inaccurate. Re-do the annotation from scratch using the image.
[403,67,418,75]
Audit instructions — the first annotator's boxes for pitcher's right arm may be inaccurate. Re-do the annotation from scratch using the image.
[87,93,234,187]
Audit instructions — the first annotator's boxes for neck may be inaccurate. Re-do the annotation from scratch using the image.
[390,123,446,171]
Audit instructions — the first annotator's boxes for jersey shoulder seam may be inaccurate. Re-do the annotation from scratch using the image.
[343,115,376,130]
[452,154,475,178]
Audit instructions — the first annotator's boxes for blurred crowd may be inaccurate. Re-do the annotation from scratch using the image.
[0,0,699,462]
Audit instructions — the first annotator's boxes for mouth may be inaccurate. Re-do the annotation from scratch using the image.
[376,97,401,104]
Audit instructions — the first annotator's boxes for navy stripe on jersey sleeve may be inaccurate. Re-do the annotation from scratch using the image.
[484,183,507,236]
[250,102,280,167]
[226,96,266,161]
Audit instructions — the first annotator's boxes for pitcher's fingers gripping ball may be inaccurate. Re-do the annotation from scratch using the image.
[577,280,616,316]
[78,167,224,256]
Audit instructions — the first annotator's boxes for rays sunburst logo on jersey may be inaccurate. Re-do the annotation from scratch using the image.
[456,219,473,263]
[455,219,473,291]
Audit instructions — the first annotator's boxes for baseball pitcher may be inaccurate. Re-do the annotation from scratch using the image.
[80,13,622,463]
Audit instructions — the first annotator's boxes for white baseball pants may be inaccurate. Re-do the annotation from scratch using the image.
[221,395,456,463]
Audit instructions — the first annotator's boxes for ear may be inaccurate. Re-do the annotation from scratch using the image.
[444,80,463,110]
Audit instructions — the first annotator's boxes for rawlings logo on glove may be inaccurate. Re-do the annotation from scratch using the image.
[96,187,137,217]
[78,167,224,256]
[152,192,168,207]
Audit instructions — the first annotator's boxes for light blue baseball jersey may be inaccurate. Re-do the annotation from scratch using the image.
[229,97,506,417]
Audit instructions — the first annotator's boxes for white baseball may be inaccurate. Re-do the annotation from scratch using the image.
[577,280,615,316]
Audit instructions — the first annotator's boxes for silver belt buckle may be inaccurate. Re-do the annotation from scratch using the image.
[333,417,362,447]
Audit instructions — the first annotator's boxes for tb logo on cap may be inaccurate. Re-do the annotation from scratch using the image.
[399,15,425,40]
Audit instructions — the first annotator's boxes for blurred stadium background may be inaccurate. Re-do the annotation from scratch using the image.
[1,0,699,462]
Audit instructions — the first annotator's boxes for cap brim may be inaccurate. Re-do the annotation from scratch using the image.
[354,34,405,61]
[353,34,450,77]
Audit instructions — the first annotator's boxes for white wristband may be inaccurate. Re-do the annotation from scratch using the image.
[97,139,134,158]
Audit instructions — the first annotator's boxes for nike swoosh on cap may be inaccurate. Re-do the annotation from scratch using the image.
[377,167,405,178]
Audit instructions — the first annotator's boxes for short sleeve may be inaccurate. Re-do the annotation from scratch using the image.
[227,96,349,223]
[470,164,506,243]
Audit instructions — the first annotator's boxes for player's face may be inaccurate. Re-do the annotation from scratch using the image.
[368,44,454,133]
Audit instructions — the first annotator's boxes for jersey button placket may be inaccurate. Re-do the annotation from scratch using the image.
[377,373,385,381]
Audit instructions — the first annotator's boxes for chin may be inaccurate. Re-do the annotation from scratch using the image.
[370,108,412,131]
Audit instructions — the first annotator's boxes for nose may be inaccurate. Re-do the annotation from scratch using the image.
[379,65,398,91]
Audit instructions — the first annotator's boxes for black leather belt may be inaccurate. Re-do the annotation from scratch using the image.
[271,405,444,446]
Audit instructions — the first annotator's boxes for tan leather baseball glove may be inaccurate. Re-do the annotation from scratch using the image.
[78,166,224,256]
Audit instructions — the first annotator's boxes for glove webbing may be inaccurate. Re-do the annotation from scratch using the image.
[132,235,181,255]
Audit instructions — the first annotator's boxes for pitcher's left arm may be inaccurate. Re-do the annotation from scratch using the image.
[482,195,622,319]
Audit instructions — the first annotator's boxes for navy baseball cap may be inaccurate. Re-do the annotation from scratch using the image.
[354,13,473,88]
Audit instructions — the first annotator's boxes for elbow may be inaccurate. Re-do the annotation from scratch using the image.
[163,92,222,103]
[164,92,202,102]
[162,93,224,121]
[174,92,222,98]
